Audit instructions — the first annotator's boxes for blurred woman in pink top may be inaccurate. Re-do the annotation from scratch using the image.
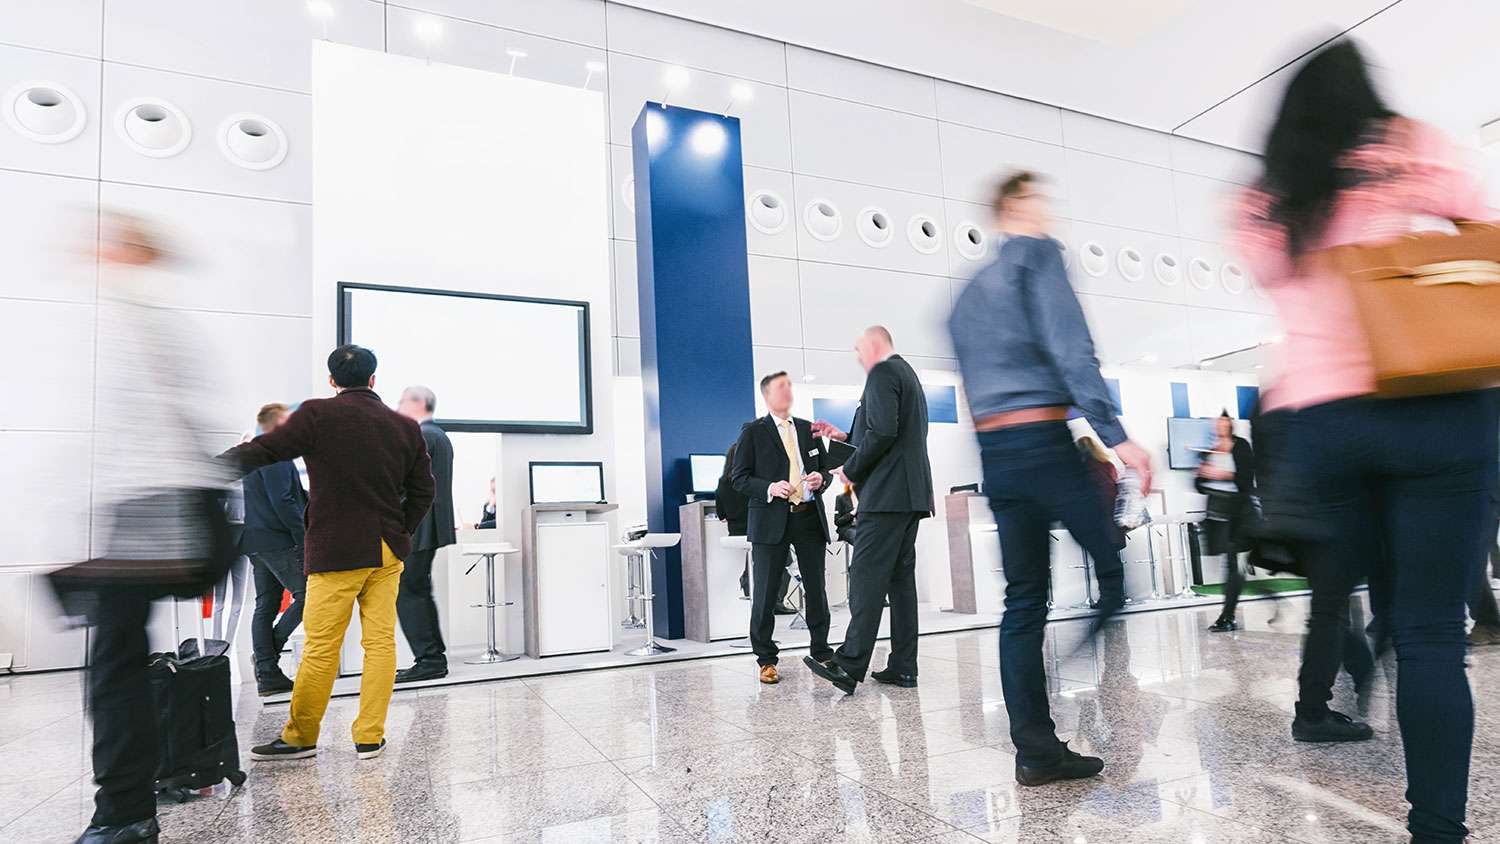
[1234,40,1495,843]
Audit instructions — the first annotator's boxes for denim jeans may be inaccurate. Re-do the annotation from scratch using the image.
[1277,392,1495,842]
[249,546,306,677]
[979,422,1125,767]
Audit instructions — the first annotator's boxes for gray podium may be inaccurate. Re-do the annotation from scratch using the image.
[679,500,751,642]
[944,491,984,614]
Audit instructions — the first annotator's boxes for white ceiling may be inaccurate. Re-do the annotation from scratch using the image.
[614,0,1500,155]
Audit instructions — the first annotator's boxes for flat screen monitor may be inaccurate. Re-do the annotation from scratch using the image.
[528,462,606,505]
[1167,417,1217,470]
[688,453,725,495]
[338,282,592,434]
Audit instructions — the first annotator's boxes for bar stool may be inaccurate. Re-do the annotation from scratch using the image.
[615,534,680,657]
[720,535,758,649]
[619,546,646,630]
[460,543,522,664]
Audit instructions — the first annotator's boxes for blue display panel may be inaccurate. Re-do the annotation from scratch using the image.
[923,385,959,424]
[1236,385,1260,419]
[1170,381,1191,418]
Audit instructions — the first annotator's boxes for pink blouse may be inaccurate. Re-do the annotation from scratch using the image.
[1233,119,1492,411]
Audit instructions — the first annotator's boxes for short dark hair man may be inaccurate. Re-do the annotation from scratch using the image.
[731,371,834,685]
[220,344,435,762]
[394,385,456,683]
[241,402,308,696]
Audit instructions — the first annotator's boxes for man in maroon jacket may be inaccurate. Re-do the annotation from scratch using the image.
[221,345,435,761]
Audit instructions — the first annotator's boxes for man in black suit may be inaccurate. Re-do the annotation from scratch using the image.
[242,402,309,696]
[732,372,834,685]
[394,385,457,683]
[807,326,934,694]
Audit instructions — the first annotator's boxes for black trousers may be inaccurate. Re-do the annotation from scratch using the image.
[750,508,831,666]
[249,546,306,677]
[396,547,447,667]
[833,511,922,681]
[88,584,158,827]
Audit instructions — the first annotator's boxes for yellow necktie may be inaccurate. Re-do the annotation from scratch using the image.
[781,420,803,505]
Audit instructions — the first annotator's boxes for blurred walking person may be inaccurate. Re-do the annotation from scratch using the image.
[1198,412,1260,632]
[1234,39,1495,841]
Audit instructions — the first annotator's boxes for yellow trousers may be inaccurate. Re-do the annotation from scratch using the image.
[282,541,404,747]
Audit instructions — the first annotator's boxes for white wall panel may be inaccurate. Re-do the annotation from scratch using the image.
[1172,171,1238,244]
[937,121,1066,208]
[1170,135,1260,186]
[1065,220,1187,307]
[785,46,934,118]
[610,144,637,241]
[1079,295,1201,369]
[612,239,639,338]
[606,53,791,170]
[104,0,383,93]
[1060,111,1172,168]
[942,197,994,278]
[0,432,92,565]
[0,44,102,179]
[385,6,607,91]
[788,90,940,196]
[753,345,805,384]
[933,81,1061,144]
[0,300,94,431]
[0,169,96,303]
[747,255,802,349]
[1179,238,1266,315]
[393,0,605,46]
[742,165,796,259]
[195,312,313,432]
[615,336,641,377]
[790,174,949,278]
[604,3,785,86]
[2,0,102,58]
[1064,148,1177,236]
[99,182,311,316]
[800,348,862,387]
[796,261,952,359]
[100,64,311,203]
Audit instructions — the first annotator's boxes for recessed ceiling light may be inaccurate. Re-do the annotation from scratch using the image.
[306,0,334,19]
[585,60,606,73]
[730,83,753,102]
[663,65,690,91]
[413,16,442,44]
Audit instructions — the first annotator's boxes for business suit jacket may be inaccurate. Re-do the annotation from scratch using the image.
[412,420,457,552]
[221,387,435,574]
[240,460,307,554]
[731,415,832,545]
[841,354,935,515]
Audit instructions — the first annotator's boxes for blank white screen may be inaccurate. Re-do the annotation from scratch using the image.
[689,454,725,493]
[342,286,588,430]
[531,463,605,504]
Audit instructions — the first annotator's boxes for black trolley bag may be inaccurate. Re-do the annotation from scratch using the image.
[148,603,248,801]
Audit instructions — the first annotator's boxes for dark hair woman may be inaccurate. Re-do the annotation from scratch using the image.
[1198,413,1258,633]
[1235,39,1494,841]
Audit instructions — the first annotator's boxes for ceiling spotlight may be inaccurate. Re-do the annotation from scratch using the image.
[583,60,606,89]
[306,0,334,39]
[661,64,689,106]
[506,48,528,75]
[413,16,442,45]
[645,109,669,147]
[724,82,753,115]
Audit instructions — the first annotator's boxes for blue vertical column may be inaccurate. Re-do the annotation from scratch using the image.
[632,102,756,639]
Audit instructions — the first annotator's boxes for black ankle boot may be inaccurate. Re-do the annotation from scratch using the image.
[1292,709,1373,743]
[74,817,159,844]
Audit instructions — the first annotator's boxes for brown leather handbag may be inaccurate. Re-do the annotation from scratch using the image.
[1320,221,1500,397]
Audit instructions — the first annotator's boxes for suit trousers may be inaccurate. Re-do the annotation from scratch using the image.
[87,584,158,827]
[750,507,831,666]
[396,547,447,667]
[282,541,404,747]
[833,511,922,681]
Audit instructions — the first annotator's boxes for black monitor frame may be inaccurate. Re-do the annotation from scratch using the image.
[527,460,606,505]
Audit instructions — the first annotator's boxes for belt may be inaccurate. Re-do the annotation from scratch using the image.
[789,501,815,513]
[974,406,1069,432]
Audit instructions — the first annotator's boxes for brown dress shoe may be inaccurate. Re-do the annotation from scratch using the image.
[759,665,780,684]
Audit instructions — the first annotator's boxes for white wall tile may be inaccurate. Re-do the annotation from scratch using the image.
[1172,171,1238,244]
[800,348,862,387]
[612,239,639,338]
[104,0,383,93]
[1078,295,1200,368]
[393,0,604,45]
[788,90,941,196]
[604,3,785,85]
[0,300,94,431]
[0,432,92,565]
[1064,148,1177,236]
[937,121,1065,207]
[386,6,607,90]
[1170,135,1260,186]
[1060,111,1171,168]
[606,52,791,171]
[785,46,934,117]
[790,174,950,278]
[747,254,801,348]
[0,44,102,179]
[742,166,796,259]
[753,345,806,383]
[610,144,637,241]
[614,336,640,376]
[2,0,102,58]
[99,182,311,316]
[100,63,311,203]
[796,261,952,359]
[0,169,97,303]
[1065,220,1187,307]
[934,81,1061,144]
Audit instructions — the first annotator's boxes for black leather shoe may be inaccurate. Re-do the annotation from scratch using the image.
[871,668,917,688]
[256,672,294,696]
[773,603,798,616]
[250,738,317,761]
[1292,710,1373,743]
[803,655,857,695]
[395,663,448,683]
[1015,744,1104,787]
[74,817,159,844]
[1207,617,1238,633]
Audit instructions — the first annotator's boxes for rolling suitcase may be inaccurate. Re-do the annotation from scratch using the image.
[148,592,248,802]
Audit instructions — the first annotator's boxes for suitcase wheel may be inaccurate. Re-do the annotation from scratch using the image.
[226,770,247,788]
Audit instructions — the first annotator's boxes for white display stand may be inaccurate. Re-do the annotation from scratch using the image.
[521,503,617,658]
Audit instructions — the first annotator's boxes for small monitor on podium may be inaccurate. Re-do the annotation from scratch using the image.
[528,461,606,505]
[688,453,725,495]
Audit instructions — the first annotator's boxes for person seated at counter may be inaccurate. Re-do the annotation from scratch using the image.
[475,477,497,529]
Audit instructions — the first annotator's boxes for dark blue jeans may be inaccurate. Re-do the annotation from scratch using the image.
[249,546,306,677]
[1278,392,1495,843]
[980,422,1125,767]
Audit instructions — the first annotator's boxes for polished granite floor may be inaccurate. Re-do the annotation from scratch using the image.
[3,595,1499,843]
